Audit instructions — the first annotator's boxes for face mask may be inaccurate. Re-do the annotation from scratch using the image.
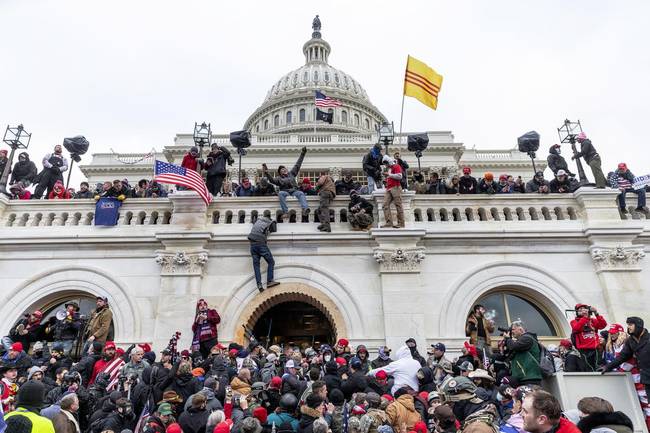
[324,355,331,362]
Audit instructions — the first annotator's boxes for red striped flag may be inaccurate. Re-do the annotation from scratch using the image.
[315,90,342,107]
[154,160,212,205]
[103,357,126,391]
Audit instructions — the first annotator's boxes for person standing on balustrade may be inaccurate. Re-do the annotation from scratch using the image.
[262,146,310,221]
[33,144,68,199]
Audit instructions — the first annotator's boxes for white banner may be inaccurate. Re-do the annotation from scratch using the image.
[632,174,650,190]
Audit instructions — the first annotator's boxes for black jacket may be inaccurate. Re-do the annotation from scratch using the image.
[336,178,362,195]
[340,370,368,400]
[178,406,211,433]
[574,139,599,163]
[298,405,322,433]
[550,177,577,193]
[362,147,383,181]
[607,329,650,383]
[348,196,373,214]
[205,147,233,176]
[459,176,478,194]
[71,353,99,385]
[10,153,38,185]
[547,146,571,175]
[479,179,498,194]
[427,180,446,194]
[97,412,137,433]
[577,411,634,433]
[324,363,342,396]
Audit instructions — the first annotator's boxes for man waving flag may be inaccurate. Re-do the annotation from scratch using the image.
[404,55,443,110]
[154,160,212,205]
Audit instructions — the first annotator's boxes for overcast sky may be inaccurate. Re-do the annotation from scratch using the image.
[1,0,649,186]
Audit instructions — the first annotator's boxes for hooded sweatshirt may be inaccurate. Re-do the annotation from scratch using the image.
[370,346,421,394]
[10,152,38,185]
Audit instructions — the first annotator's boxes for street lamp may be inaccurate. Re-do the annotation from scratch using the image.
[193,122,211,158]
[378,122,394,155]
[1,124,31,196]
[557,119,588,185]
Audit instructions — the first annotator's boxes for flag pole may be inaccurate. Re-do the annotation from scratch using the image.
[397,56,408,150]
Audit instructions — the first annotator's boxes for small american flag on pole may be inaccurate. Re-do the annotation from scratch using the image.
[154,160,212,205]
[315,90,342,107]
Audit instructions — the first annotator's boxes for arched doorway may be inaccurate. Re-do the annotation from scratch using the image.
[251,301,335,348]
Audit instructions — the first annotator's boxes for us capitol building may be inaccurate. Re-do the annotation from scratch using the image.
[0,18,648,354]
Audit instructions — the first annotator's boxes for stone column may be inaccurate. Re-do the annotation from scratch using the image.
[372,228,427,350]
[152,191,212,351]
[372,190,416,227]
[576,189,647,322]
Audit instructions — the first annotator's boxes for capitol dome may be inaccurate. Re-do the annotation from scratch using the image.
[244,16,387,134]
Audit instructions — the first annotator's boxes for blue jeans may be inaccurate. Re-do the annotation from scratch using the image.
[367,176,377,193]
[250,243,275,285]
[278,190,308,213]
[618,188,646,209]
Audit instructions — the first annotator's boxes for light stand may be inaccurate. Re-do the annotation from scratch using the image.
[229,130,252,184]
[407,133,429,172]
[193,122,211,160]
[517,131,540,178]
[378,122,394,155]
[63,136,90,189]
[557,119,588,185]
[1,124,31,196]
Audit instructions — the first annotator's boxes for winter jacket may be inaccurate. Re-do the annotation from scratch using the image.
[386,394,421,432]
[86,307,113,342]
[160,371,202,408]
[264,148,307,192]
[181,153,202,172]
[606,328,650,384]
[370,349,392,369]
[525,178,550,193]
[324,365,342,395]
[184,387,223,412]
[231,376,252,395]
[359,408,389,433]
[416,367,436,393]
[362,146,383,181]
[316,175,336,197]
[122,359,150,380]
[5,407,56,433]
[479,179,499,195]
[52,409,80,433]
[466,313,495,346]
[341,370,368,400]
[248,216,277,244]
[554,417,581,433]
[268,412,300,432]
[459,175,478,194]
[427,180,447,194]
[547,146,571,175]
[97,412,137,433]
[178,406,210,433]
[396,158,409,189]
[71,353,99,385]
[192,308,220,342]
[574,139,599,164]
[205,147,233,176]
[550,177,576,193]
[236,184,255,197]
[370,346,421,394]
[1,351,33,377]
[254,182,277,196]
[349,196,373,215]
[281,373,307,398]
[563,350,585,373]
[336,178,362,195]
[577,411,634,433]
[570,315,607,350]
[10,152,38,185]
[506,333,542,384]
[298,405,323,433]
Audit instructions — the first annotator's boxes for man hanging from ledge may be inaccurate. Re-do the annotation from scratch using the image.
[262,146,310,222]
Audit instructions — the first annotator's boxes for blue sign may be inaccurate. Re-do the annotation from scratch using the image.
[94,197,122,226]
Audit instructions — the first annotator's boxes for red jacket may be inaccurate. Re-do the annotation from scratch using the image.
[570,315,607,350]
[386,164,403,190]
[89,355,116,385]
[555,417,581,433]
[182,153,201,172]
[192,309,221,342]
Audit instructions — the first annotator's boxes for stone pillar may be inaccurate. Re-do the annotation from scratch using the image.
[577,188,647,322]
[372,228,427,350]
[152,191,212,351]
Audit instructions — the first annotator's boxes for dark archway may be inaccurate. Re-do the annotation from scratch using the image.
[251,301,335,349]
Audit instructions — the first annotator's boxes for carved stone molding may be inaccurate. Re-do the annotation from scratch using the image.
[329,167,342,181]
[155,250,209,276]
[373,248,426,273]
[590,246,646,273]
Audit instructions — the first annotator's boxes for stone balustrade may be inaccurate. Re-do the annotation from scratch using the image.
[0,188,639,230]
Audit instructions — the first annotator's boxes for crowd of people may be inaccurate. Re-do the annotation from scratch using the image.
[2,133,647,217]
[0,295,649,433]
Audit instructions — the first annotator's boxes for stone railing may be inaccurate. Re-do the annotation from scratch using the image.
[202,132,454,146]
[0,188,634,229]
[0,198,173,227]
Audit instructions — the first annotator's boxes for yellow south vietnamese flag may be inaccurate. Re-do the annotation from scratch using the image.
[404,55,443,110]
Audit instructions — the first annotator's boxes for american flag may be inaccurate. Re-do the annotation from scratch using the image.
[103,357,126,391]
[154,160,212,205]
[315,90,342,108]
[134,400,152,433]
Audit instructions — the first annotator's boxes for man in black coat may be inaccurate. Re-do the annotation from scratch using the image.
[340,357,368,400]
[459,167,478,194]
[34,144,68,199]
[547,144,575,176]
[178,392,210,433]
[336,171,362,196]
[362,144,383,193]
[204,143,234,196]
[10,152,38,186]
[603,317,650,395]
[573,132,606,188]
[96,397,137,433]
[323,360,341,397]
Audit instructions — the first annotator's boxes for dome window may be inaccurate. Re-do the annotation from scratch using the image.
[342,110,348,124]
[286,111,293,124]
[299,109,306,122]
[364,119,370,129]
[354,113,360,126]
[313,70,319,82]
[334,73,340,84]
[264,120,269,130]
[293,74,298,85]
[324,72,330,82]
[256,124,260,132]
[343,76,349,88]
[303,71,309,82]
[274,114,280,127]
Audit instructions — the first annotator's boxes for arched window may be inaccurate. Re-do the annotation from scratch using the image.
[264,119,269,130]
[273,114,280,127]
[255,124,260,133]
[324,72,330,82]
[313,70,319,82]
[473,291,559,336]
[303,71,309,82]
[342,110,348,124]
[364,119,370,129]
[354,113,360,126]
[286,111,292,124]
[299,109,306,122]
[334,73,340,84]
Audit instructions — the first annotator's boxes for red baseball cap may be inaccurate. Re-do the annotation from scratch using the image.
[375,370,388,380]
[335,357,347,367]
[139,343,152,353]
[269,376,282,390]
[104,341,116,350]
[609,324,625,334]
[10,342,23,352]
[337,338,349,347]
